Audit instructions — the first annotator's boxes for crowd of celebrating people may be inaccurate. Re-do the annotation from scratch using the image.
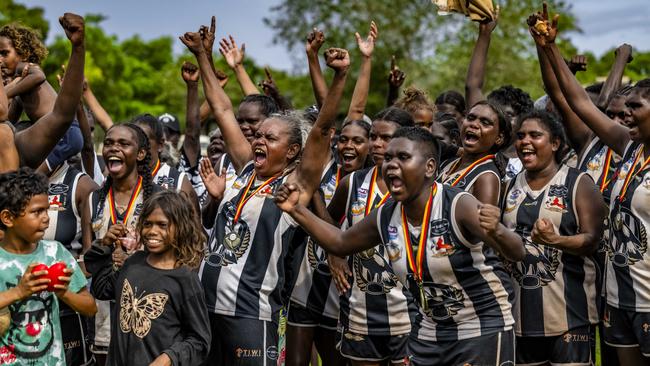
[0,2,648,365]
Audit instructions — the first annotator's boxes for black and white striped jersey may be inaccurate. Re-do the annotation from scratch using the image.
[152,161,186,192]
[438,155,500,196]
[44,163,84,254]
[377,182,514,342]
[605,142,650,312]
[199,162,298,322]
[340,166,413,336]
[502,165,598,336]
[289,160,341,319]
[578,137,618,196]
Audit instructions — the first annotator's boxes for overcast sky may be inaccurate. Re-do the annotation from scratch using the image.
[20,0,650,72]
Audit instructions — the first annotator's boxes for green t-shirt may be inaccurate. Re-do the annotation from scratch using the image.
[0,240,87,366]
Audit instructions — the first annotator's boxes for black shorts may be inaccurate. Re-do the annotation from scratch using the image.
[287,301,338,330]
[206,313,280,366]
[517,325,595,365]
[407,329,515,366]
[337,327,408,364]
[604,304,650,357]
[60,310,94,366]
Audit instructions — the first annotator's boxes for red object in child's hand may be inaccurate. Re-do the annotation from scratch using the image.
[31,262,68,291]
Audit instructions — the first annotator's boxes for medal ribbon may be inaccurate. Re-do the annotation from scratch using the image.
[599,148,614,193]
[233,173,278,224]
[365,167,391,216]
[448,155,495,187]
[619,147,650,202]
[151,159,161,178]
[335,166,342,188]
[108,176,143,225]
[401,184,437,283]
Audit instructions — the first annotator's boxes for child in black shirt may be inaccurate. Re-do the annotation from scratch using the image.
[90,190,210,366]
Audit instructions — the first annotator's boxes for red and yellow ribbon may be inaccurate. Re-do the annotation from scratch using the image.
[447,155,495,187]
[365,167,390,216]
[151,159,161,178]
[619,147,650,202]
[599,148,614,193]
[402,184,437,283]
[108,176,143,225]
[233,173,279,224]
[335,166,342,188]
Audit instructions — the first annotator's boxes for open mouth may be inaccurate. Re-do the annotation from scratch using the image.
[106,156,124,174]
[341,151,357,163]
[519,147,536,163]
[253,147,267,167]
[463,130,480,145]
[386,173,404,194]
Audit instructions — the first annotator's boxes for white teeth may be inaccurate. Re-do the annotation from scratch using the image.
[107,157,122,161]
[254,148,265,154]
[148,239,161,244]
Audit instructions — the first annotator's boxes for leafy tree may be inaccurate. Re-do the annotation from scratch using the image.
[0,0,49,39]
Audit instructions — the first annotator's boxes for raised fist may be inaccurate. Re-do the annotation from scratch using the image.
[324,48,350,72]
[59,13,85,47]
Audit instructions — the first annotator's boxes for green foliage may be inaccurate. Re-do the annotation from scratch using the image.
[0,1,49,39]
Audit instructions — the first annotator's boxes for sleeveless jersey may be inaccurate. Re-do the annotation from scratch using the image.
[438,156,500,200]
[199,162,298,322]
[44,163,84,254]
[290,160,342,319]
[377,182,514,341]
[340,166,413,336]
[152,161,186,192]
[502,165,598,336]
[605,142,650,311]
[578,137,618,197]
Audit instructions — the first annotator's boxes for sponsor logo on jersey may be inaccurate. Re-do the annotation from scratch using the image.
[505,188,522,213]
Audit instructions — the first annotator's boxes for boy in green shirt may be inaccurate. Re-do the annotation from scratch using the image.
[0,168,96,365]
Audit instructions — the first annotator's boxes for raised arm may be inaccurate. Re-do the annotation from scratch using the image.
[294,48,349,205]
[596,44,633,110]
[535,44,593,154]
[198,69,228,124]
[181,62,202,168]
[465,9,498,108]
[275,183,381,256]
[531,4,630,155]
[260,67,293,111]
[0,76,7,120]
[346,21,377,121]
[82,81,114,131]
[305,28,328,108]
[15,13,86,168]
[219,35,260,96]
[386,56,406,107]
[181,28,252,172]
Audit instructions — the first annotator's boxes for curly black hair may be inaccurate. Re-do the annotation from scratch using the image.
[240,94,279,117]
[0,23,48,64]
[435,90,466,116]
[487,85,534,118]
[392,126,440,162]
[132,114,164,144]
[0,168,48,229]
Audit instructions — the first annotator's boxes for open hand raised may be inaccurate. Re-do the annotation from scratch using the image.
[355,21,378,58]
[219,35,246,69]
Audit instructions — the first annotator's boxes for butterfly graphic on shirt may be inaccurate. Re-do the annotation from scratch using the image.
[119,279,169,338]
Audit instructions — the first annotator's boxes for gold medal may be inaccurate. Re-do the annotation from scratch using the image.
[224,232,241,250]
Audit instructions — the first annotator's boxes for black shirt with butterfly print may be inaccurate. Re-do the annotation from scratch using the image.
[90,250,211,365]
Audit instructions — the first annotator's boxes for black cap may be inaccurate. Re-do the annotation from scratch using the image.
[158,113,180,133]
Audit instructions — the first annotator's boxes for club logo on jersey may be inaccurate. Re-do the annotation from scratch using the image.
[606,205,648,267]
[508,236,560,289]
[505,189,523,213]
[205,202,252,267]
[353,246,398,295]
[351,201,365,216]
[544,185,569,213]
[430,237,456,257]
[586,147,607,172]
[48,183,69,211]
[429,219,450,236]
[357,188,368,199]
[133,203,143,217]
[321,174,337,201]
[232,172,252,190]
[387,226,399,241]
[643,176,650,189]
[307,238,331,275]
[616,156,636,181]
[154,175,176,190]
[420,282,464,321]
